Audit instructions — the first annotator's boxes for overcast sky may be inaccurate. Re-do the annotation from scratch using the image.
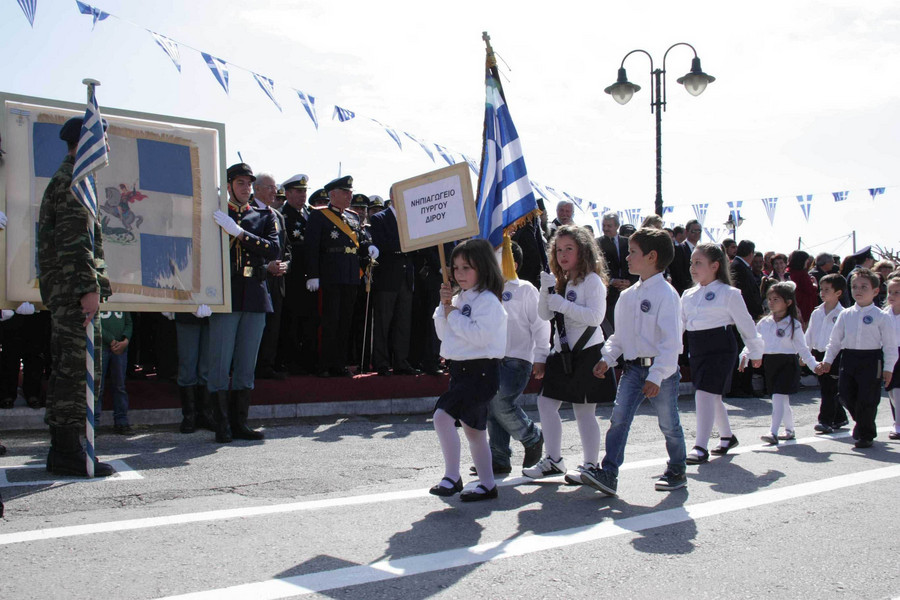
[2,0,898,258]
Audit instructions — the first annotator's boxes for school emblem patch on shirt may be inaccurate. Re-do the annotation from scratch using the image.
[640,300,651,313]
[776,327,787,338]
[705,291,716,301]
[566,290,577,302]
[832,316,838,323]
[863,315,874,324]
[502,291,512,302]
[461,304,472,317]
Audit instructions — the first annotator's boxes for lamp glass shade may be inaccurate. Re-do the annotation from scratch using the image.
[680,73,709,96]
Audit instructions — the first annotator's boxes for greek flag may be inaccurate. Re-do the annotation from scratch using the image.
[869,187,885,200]
[370,119,401,149]
[17,0,36,27]
[76,1,108,30]
[796,194,813,222]
[403,132,434,162]
[252,73,282,112]
[201,53,229,95]
[726,200,742,224]
[832,190,849,202]
[71,89,108,219]
[761,197,778,225]
[295,89,318,129]
[624,208,641,225]
[475,70,537,248]
[434,144,455,166]
[150,31,181,72]
[462,154,479,175]
[333,106,355,122]
[692,202,708,225]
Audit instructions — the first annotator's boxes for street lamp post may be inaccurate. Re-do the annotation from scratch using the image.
[604,43,715,217]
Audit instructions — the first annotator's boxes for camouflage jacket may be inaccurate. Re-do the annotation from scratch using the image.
[38,155,112,308]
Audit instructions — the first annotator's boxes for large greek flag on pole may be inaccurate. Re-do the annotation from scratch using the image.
[476,73,537,248]
[71,90,109,219]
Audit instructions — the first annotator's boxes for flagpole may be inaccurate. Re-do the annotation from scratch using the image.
[82,77,100,479]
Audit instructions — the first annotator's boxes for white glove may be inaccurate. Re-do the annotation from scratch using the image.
[539,271,557,293]
[15,302,35,315]
[1,309,14,321]
[213,210,244,237]
[161,312,175,321]
[0,211,7,229]
[546,293,566,313]
[193,304,212,318]
[368,245,379,260]
[306,278,320,292]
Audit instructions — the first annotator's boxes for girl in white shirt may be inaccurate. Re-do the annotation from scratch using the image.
[743,282,817,444]
[523,225,614,484]
[431,239,508,502]
[884,275,900,440]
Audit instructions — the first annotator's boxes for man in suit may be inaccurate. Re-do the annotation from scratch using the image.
[597,212,638,331]
[369,196,420,376]
[729,239,763,397]
[669,219,702,295]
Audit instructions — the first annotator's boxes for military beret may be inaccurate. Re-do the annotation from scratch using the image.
[309,188,329,206]
[324,175,353,193]
[227,162,256,183]
[59,116,108,144]
[282,173,309,190]
[369,194,385,208]
[351,193,369,208]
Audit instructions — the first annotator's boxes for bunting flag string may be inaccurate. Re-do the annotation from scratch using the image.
[149,31,181,72]
[692,203,708,225]
[201,52,230,95]
[403,132,435,162]
[869,187,885,200]
[252,73,282,112]
[797,194,813,222]
[832,190,849,202]
[761,197,778,225]
[294,89,318,130]
[333,106,355,122]
[75,1,108,29]
[434,144,455,166]
[17,0,36,26]
[371,119,402,149]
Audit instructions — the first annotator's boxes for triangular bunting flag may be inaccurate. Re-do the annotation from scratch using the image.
[832,191,849,202]
[869,187,885,200]
[371,119,401,149]
[462,154,479,175]
[149,31,181,72]
[692,203,708,225]
[333,106,355,122]
[726,200,743,224]
[201,52,229,95]
[761,197,778,225]
[17,0,36,26]
[76,1,108,29]
[434,144,455,166]
[796,194,813,222]
[252,73,282,112]
[403,132,434,162]
[294,90,318,130]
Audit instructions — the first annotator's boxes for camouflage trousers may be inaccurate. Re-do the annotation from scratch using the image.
[46,300,103,427]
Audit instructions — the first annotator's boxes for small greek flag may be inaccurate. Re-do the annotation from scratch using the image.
[692,203,708,225]
[150,31,181,72]
[201,52,229,95]
[17,0,36,26]
[295,90,318,129]
[869,187,885,200]
[371,119,401,149]
[462,154,479,175]
[587,201,598,211]
[252,73,282,112]
[761,197,778,225]
[434,144,455,166]
[796,194,813,222]
[624,208,641,225]
[832,190,849,202]
[71,89,108,220]
[76,1,108,30]
[403,132,434,162]
[333,106,355,122]
[726,200,743,224]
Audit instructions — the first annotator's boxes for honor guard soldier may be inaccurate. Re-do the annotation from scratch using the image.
[278,173,320,374]
[209,163,280,443]
[38,116,116,477]
[304,176,379,377]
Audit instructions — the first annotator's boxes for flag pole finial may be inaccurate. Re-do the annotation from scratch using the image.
[82,78,101,101]
[482,31,497,69]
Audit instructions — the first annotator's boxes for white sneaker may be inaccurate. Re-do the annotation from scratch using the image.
[522,455,566,479]
[564,463,597,485]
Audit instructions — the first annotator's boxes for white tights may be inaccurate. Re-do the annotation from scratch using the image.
[890,389,900,433]
[770,393,794,435]
[693,390,733,451]
[433,408,495,491]
[537,395,601,465]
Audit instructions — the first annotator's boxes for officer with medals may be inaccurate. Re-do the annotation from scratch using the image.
[350,193,374,370]
[304,176,379,377]
[209,163,279,442]
[278,173,320,374]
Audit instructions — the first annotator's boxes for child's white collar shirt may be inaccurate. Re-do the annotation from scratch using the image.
[538,271,606,352]
[754,315,817,367]
[884,306,900,341]
[805,303,844,352]
[601,272,682,386]
[502,279,551,364]
[824,303,898,366]
[681,280,764,359]
[433,287,508,361]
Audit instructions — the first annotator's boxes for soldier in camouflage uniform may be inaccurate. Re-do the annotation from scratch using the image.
[37,117,115,477]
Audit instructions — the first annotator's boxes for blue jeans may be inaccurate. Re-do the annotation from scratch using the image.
[207,312,266,392]
[601,364,685,476]
[97,347,129,426]
[176,320,210,387]
[487,357,542,468]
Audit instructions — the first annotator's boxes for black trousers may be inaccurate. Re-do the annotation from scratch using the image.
[812,349,847,425]
[256,279,283,372]
[372,282,413,371]
[0,312,50,400]
[278,282,320,374]
[410,276,442,371]
[839,349,884,442]
[320,283,357,371]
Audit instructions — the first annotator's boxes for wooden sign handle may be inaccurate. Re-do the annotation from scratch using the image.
[437,244,451,305]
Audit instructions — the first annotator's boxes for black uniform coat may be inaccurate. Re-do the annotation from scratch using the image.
[369,208,414,293]
[304,205,367,286]
[228,201,280,312]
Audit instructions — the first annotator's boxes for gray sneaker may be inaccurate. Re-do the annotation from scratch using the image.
[581,466,618,496]
[522,455,566,479]
[655,471,687,491]
[564,462,597,486]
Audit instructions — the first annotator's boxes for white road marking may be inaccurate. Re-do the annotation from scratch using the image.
[0,459,143,489]
[0,427,886,546]
[157,464,900,599]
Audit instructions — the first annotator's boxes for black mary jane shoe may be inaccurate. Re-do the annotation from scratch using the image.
[460,484,499,502]
[685,446,710,465]
[709,435,739,455]
[429,477,464,497]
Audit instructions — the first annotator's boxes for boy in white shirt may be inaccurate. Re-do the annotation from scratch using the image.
[582,228,686,495]
[805,273,848,433]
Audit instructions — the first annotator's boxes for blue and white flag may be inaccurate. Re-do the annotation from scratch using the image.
[869,187,885,200]
[434,144,455,166]
[371,119,401,149]
[295,90,318,130]
[832,190,849,202]
[462,154,479,175]
[587,201,598,211]
[252,73,282,112]
[333,106,355,122]
[624,208,641,225]
[403,132,434,162]
[149,31,181,72]
[71,89,109,219]
[475,69,538,248]
[662,206,674,216]
[726,200,742,224]
[562,192,583,211]
[201,52,229,95]
[692,203,708,225]
[76,1,108,30]
[796,194,813,222]
[544,186,563,200]
[17,0,36,26]
[761,197,778,225]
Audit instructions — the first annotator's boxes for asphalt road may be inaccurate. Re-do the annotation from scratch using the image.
[1,387,899,599]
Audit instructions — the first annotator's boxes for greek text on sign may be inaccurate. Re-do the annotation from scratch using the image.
[403,176,468,240]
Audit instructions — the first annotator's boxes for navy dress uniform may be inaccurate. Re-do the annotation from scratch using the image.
[208,163,279,442]
[304,176,375,377]
[254,183,292,379]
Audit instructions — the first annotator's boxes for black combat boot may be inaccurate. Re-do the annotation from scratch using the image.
[194,385,216,432]
[213,391,232,443]
[178,386,196,433]
[231,389,264,440]
[46,426,115,477]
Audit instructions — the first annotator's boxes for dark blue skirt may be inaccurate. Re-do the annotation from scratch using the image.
[763,353,801,395]
[434,358,500,430]
[887,347,900,391]
[687,326,738,395]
